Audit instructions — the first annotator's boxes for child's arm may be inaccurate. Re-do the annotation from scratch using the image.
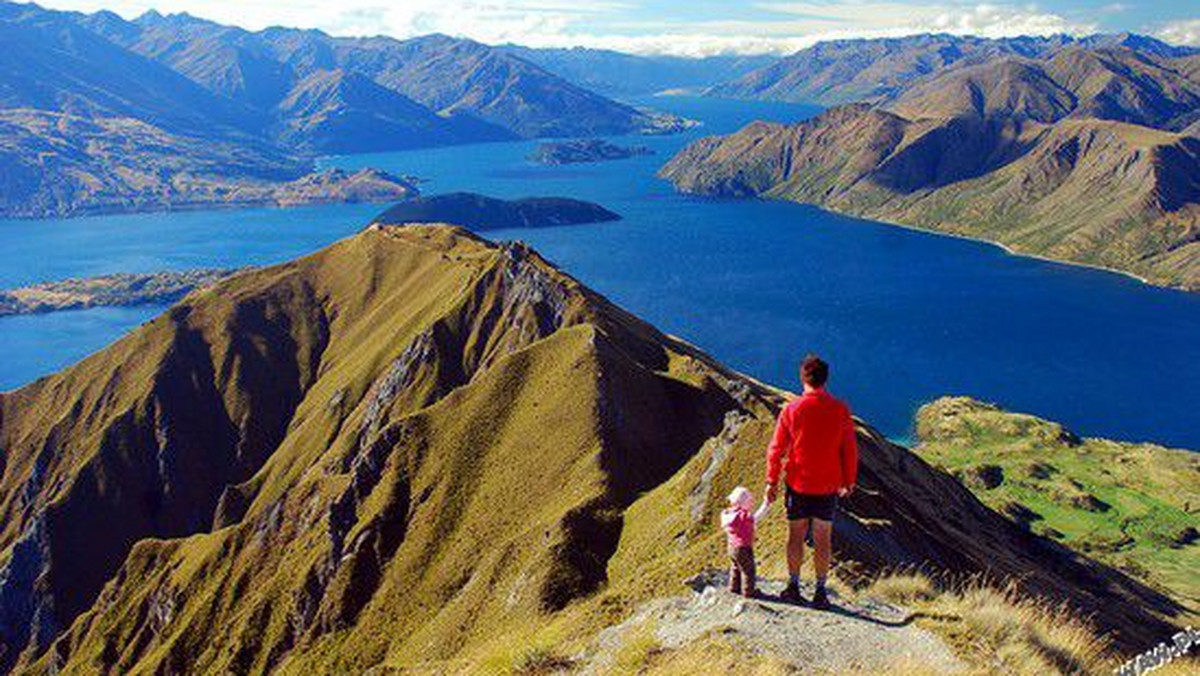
[752,498,770,523]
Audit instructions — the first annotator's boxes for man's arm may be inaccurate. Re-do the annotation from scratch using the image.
[765,407,791,502]
[839,408,859,496]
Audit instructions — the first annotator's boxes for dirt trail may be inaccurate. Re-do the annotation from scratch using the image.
[580,571,966,674]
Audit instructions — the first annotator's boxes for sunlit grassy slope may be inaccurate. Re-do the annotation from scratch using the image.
[914,397,1200,612]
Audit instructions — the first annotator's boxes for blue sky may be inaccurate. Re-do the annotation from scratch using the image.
[36,1,1200,55]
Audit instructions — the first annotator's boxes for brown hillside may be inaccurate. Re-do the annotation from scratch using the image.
[661,106,1200,289]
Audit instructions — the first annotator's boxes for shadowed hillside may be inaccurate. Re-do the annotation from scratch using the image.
[0,109,416,217]
[0,225,1187,674]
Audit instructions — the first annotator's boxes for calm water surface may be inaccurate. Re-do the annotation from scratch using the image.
[1,96,1197,448]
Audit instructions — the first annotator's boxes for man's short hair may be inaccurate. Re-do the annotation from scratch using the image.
[801,354,829,388]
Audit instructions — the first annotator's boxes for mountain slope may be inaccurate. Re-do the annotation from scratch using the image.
[0,2,684,217]
[889,47,1200,130]
[0,110,416,218]
[0,2,259,138]
[330,33,681,138]
[0,226,1185,674]
[663,64,1200,289]
[0,3,420,218]
[273,69,511,154]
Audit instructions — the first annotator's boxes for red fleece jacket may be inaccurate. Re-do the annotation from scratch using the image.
[765,388,858,495]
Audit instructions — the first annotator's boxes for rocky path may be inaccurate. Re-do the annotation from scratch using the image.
[581,571,965,674]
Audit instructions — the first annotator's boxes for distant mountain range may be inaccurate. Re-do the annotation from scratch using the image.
[667,34,1200,289]
[78,11,683,140]
[500,45,777,97]
[0,224,1185,673]
[707,32,1199,107]
[0,1,689,218]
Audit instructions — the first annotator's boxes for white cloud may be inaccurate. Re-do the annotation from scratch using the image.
[36,1,625,38]
[35,0,1099,56]
[1152,19,1200,46]
[757,2,1091,39]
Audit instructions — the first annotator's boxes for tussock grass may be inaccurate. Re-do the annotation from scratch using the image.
[511,645,574,675]
[836,660,954,676]
[865,571,1119,675]
[611,621,664,674]
[863,571,937,605]
[475,638,574,676]
[609,634,794,675]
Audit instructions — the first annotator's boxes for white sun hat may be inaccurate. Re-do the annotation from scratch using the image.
[727,486,754,511]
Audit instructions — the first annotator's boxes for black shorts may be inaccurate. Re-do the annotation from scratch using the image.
[785,489,837,522]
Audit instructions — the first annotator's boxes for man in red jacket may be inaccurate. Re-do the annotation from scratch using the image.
[765,354,858,609]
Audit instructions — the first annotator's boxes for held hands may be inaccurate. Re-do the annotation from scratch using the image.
[837,484,856,498]
[765,482,778,504]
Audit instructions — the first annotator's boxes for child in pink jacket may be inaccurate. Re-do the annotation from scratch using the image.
[720,486,770,597]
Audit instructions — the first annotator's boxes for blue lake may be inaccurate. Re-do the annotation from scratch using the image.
[1,96,1198,448]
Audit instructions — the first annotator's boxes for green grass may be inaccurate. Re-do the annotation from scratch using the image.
[913,397,1200,611]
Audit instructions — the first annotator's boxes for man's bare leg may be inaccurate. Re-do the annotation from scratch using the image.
[787,518,809,578]
[811,518,833,608]
[812,519,833,579]
[781,518,809,602]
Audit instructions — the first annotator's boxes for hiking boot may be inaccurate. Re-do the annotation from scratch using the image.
[780,582,803,604]
[811,587,831,610]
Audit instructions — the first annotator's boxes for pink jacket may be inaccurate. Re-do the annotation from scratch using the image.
[720,501,769,548]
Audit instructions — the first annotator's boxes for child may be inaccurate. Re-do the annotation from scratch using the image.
[720,486,770,597]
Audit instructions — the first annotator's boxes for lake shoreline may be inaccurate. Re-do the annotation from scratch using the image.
[722,194,1169,291]
[854,210,1158,289]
